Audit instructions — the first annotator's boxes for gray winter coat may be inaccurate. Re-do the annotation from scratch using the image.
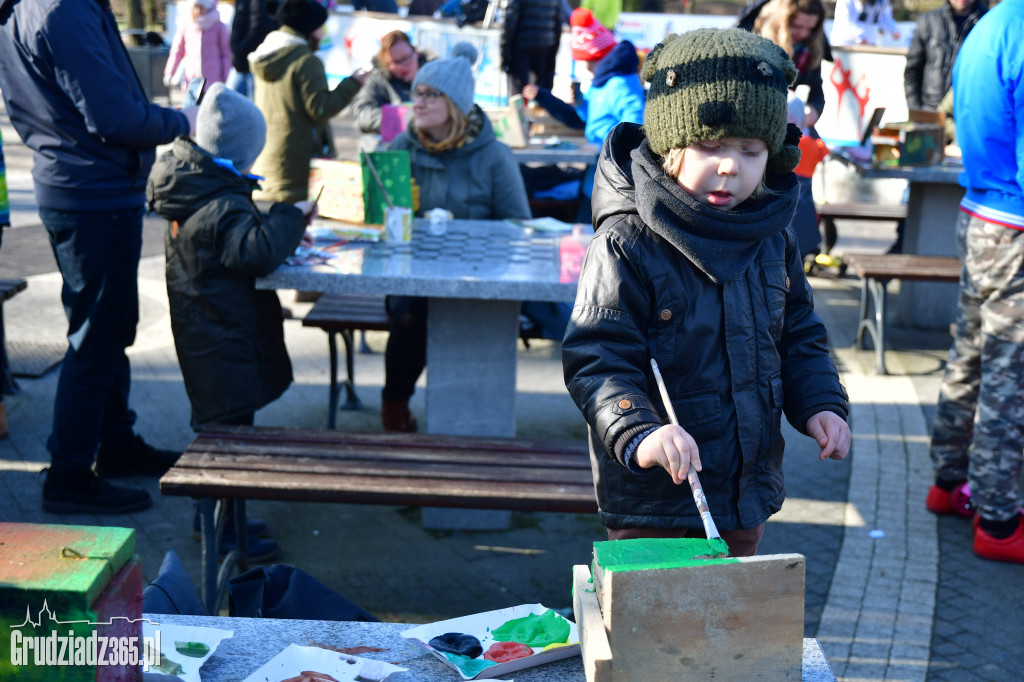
[562,123,849,532]
[148,138,307,428]
[387,108,531,220]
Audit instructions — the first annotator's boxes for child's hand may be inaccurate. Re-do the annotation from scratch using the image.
[294,200,318,226]
[635,425,701,485]
[806,411,851,461]
[522,84,539,101]
[301,231,315,248]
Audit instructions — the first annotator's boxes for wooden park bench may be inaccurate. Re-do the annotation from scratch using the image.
[301,293,390,425]
[842,253,961,375]
[814,202,908,254]
[0,278,28,394]
[160,424,597,613]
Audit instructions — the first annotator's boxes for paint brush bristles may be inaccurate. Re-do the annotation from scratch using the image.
[650,358,728,556]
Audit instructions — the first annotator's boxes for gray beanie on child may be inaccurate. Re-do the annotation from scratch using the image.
[195,83,267,173]
[412,42,479,115]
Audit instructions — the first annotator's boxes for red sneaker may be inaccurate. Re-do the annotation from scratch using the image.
[974,516,1024,564]
[926,483,973,517]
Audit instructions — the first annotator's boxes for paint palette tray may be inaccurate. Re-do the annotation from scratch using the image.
[401,603,580,680]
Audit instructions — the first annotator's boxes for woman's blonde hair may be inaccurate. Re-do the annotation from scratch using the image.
[661,147,771,202]
[417,94,469,152]
[753,0,825,72]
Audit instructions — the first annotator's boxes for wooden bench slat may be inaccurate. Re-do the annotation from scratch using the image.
[161,469,598,513]
[842,254,961,282]
[814,203,907,220]
[196,425,589,456]
[178,446,592,472]
[169,452,595,485]
[180,436,589,466]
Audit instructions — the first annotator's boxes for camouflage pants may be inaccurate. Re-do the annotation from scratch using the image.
[930,211,1024,520]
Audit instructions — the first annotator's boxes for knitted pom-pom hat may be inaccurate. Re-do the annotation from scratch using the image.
[641,28,802,175]
[412,41,479,115]
[569,8,617,61]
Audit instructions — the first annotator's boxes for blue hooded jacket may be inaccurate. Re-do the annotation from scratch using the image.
[0,0,189,212]
[952,0,1024,229]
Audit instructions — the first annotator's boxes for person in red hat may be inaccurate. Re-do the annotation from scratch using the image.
[521,7,644,222]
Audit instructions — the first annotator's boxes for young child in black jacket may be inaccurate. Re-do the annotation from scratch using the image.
[562,28,852,557]
[148,83,314,430]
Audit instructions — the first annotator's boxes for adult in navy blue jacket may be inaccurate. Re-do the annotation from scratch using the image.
[0,0,192,515]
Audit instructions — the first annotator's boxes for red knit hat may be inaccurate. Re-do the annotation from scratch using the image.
[569,8,616,61]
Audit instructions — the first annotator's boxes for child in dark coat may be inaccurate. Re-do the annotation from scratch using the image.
[148,83,314,430]
[562,29,852,557]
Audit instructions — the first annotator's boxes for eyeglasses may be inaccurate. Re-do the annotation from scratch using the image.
[389,52,417,67]
[412,87,443,104]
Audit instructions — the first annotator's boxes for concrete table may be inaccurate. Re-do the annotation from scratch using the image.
[258,219,578,438]
[831,148,965,329]
[145,613,837,681]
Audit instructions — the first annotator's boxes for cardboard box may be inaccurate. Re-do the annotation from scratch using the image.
[573,538,805,681]
[0,523,143,681]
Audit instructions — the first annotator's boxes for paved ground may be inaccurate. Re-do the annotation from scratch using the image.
[1,101,1022,680]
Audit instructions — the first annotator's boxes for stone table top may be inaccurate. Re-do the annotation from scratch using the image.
[145,613,837,681]
[257,219,580,303]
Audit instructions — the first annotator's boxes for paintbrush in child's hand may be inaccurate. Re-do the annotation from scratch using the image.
[650,358,730,558]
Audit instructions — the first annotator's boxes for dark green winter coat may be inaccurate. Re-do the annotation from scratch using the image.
[148,138,307,428]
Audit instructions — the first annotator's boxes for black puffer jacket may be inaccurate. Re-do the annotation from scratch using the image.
[500,0,563,71]
[904,0,986,110]
[148,138,307,429]
[562,123,849,532]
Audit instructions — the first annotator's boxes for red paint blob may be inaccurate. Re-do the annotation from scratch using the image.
[483,641,534,663]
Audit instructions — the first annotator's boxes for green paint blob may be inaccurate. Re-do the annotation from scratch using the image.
[594,537,736,572]
[174,640,210,658]
[441,651,497,677]
[491,609,570,648]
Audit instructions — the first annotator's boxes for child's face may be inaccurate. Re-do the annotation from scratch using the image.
[675,138,768,210]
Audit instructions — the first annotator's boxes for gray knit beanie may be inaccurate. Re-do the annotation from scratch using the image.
[195,83,267,172]
[641,28,802,175]
[412,42,479,115]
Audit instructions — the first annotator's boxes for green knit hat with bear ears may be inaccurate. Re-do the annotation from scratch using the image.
[641,28,802,175]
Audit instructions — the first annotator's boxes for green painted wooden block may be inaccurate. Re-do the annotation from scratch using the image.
[0,522,144,681]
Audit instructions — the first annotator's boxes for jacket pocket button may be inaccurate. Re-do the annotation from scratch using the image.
[618,399,632,410]
[659,309,672,321]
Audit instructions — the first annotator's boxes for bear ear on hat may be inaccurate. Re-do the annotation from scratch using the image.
[640,33,675,84]
[776,45,798,87]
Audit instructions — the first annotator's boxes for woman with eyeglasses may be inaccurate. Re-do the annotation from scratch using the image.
[380,42,532,432]
[249,0,366,202]
[351,31,432,151]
